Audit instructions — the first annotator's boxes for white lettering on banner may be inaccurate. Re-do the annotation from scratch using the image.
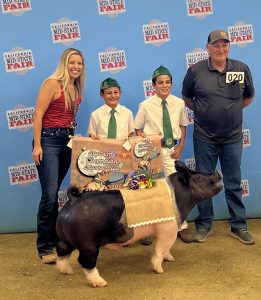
[50,19,81,45]
[186,107,194,124]
[185,49,209,68]
[241,179,249,198]
[143,80,156,99]
[8,162,38,186]
[228,23,254,47]
[97,0,126,16]
[3,48,34,75]
[186,0,213,19]
[6,106,34,131]
[1,0,32,15]
[185,158,196,171]
[143,21,170,46]
[98,48,127,73]
[243,129,251,148]
[58,188,69,210]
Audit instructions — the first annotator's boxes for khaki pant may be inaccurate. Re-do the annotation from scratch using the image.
[161,147,188,231]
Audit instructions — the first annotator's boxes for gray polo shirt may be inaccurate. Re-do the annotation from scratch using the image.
[182,58,255,144]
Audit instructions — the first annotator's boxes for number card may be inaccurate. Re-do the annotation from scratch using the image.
[226,72,244,83]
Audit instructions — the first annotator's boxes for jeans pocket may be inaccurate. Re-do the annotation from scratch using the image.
[41,129,56,137]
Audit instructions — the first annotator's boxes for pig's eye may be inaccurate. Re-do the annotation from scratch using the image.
[195,175,204,182]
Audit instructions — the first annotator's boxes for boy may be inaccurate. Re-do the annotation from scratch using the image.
[135,65,193,243]
[88,77,134,139]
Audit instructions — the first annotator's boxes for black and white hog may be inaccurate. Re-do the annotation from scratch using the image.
[56,161,223,287]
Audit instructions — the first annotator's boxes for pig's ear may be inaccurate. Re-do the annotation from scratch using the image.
[175,160,191,184]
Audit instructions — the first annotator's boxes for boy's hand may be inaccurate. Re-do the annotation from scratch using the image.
[90,134,100,140]
[170,144,184,160]
[137,132,146,138]
[135,129,146,137]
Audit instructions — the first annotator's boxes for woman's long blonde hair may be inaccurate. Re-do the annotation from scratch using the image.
[47,48,85,109]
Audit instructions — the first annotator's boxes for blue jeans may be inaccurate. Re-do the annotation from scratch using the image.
[193,138,247,231]
[35,128,73,256]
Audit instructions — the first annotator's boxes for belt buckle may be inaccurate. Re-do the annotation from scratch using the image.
[165,138,174,147]
[70,122,77,130]
[161,138,177,148]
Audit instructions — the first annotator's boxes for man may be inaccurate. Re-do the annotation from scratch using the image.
[182,29,255,244]
[135,65,193,243]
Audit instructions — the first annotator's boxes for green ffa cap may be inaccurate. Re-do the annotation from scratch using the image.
[100,77,121,92]
[207,29,230,44]
[152,65,172,80]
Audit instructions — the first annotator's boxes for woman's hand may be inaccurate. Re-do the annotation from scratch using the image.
[33,145,43,166]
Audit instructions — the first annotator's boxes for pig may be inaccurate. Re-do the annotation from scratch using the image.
[56,160,223,287]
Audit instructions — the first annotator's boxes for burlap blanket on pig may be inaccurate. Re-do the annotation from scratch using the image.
[120,179,175,228]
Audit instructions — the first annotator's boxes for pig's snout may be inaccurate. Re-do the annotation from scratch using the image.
[210,170,223,183]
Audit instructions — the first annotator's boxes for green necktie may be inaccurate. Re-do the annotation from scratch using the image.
[107,109,117,139]
[162,99,174,148]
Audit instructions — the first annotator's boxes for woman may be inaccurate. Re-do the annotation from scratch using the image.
[32,48,85,263]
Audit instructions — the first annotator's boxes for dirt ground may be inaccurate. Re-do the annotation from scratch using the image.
[0,219,261,300]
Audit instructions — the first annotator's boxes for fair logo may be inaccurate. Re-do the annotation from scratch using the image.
[243,129,251,148]
[8,161,38,186]
[97,0,126,17]
[186,107,194,124]
[1,0,31,16]
[58,188,68,210]
[143,80,156,99]
[185,48,209,68]
[241,179,249,198]
[98,47,127,73]
[186,0,213,19]
[50,18,81,45]
[3,47,34,75]
[228,22,254,47]
[143,20,170,47]
[185,158,196,171]
[6,105,34,131]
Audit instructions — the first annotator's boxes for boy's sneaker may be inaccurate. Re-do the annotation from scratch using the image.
[194,228,212,243]
[178,229,194,243]
[229,229,255,245]
[139,236,154,246]
[40,253,57,264]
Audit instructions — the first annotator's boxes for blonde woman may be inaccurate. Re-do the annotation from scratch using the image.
[33,48,85,263]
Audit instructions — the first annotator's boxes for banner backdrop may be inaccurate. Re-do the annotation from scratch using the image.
[1,0,261,233]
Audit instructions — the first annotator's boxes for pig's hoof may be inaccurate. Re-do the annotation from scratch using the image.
[56,257,74,275]
[63,266,74,275]
[57,265,74,275]
[151,256,164,274]
[84,268,108,287]
[164,253,174,261]
[89,278,108,288]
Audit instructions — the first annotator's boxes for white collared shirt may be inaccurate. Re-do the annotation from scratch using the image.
[134,94,188,139]
[88,104,134,139]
